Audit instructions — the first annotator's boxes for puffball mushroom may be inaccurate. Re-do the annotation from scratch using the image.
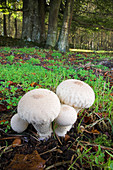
[11,89,61,140]
[11,114,29,133]
[55,104,77,137]
[56,79,95,113]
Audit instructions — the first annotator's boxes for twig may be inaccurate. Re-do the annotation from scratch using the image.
[0,145,12,157]
[29,134,40,141]
[85,118,104,128]
[45,160,71,170]
[40,147,57,156]
[0,136,22,140]
[55,134,63,145]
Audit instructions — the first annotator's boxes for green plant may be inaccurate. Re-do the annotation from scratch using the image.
[27,57,41,64]
[51,52,62,58]
[94,134,113,147]
[0,121,11,133]
[6,55,15,62]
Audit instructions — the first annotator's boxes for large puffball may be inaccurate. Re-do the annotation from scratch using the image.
[16,88,61,139]
[56,79,95,113]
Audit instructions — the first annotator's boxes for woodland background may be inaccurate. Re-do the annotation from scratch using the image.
[0,0,113,51]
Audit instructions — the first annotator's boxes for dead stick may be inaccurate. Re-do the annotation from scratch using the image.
[45,160,71,170]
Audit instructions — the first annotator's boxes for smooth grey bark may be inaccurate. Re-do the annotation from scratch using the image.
[57,0,74,52]
[46,0,61,48]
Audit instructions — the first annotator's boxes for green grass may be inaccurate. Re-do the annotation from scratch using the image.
[0,46,113,169]
[0,47,112,117]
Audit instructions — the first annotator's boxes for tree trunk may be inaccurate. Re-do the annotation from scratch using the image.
[14,17,17,38]
[38,0,46,45]
[8,13,11,36]
[46,0,61,48]
[22,0,40,43]
[57,0,74,52]
[3,14,7,36]
[3,0,7,36]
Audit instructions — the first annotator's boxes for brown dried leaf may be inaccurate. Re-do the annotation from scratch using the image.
[0,120,7,124]
[12,138,21,147]
[91,129,100,134]
[0,104,7,112]
[83,116,92,124]
[30,82,37,87]
[64,134,70,141]
[7,81,17,86]
[7,150,46,170]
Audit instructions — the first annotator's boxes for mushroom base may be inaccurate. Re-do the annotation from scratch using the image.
[55,125,72,137]
[32,122,53,140]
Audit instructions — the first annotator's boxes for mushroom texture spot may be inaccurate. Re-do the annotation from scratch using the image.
[11,89,61,140]
[32,94,44,99]
[56,79,95,113]
[55,104,77,137]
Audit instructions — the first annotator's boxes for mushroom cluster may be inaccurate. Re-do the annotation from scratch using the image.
[11,79,95,140]
[54,79,95,136]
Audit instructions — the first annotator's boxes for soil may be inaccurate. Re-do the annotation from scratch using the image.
[0,37,113,170]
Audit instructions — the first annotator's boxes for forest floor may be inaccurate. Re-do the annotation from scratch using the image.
[0,36,113,170]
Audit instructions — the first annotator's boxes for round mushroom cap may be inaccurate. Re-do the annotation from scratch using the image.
[11,114,29,133]
[55,104,77,126]
[17,89,61,124]
[56,79,95,110]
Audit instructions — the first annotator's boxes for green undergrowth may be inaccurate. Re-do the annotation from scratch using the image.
[0,47,113,169]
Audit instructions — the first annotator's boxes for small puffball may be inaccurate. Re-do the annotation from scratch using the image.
[11,114,29,133]
[55,104,77,126]
[55,104,77,137]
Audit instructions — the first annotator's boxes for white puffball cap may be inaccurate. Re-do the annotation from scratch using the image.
[55,104,77,126]
[17,89,61,124]
[11,114,28,133]
[56,79,95,110]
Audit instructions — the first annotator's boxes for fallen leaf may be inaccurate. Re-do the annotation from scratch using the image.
[7,150,46,170]
[12,138,21,147]
[0,120,7,124]
[83,116,92,124]
[7,81,17,86]
[110,93,113,96]
[91,129,100,134]
[64,134,70,141]
[104,71,109,76]
[92,146,98,152]
[31,73,36,75]
[30,82,37,87]
[0,104,7,112]
[30,82,42,87]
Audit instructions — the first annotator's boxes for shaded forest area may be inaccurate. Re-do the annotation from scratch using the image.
[0,0,113,51]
